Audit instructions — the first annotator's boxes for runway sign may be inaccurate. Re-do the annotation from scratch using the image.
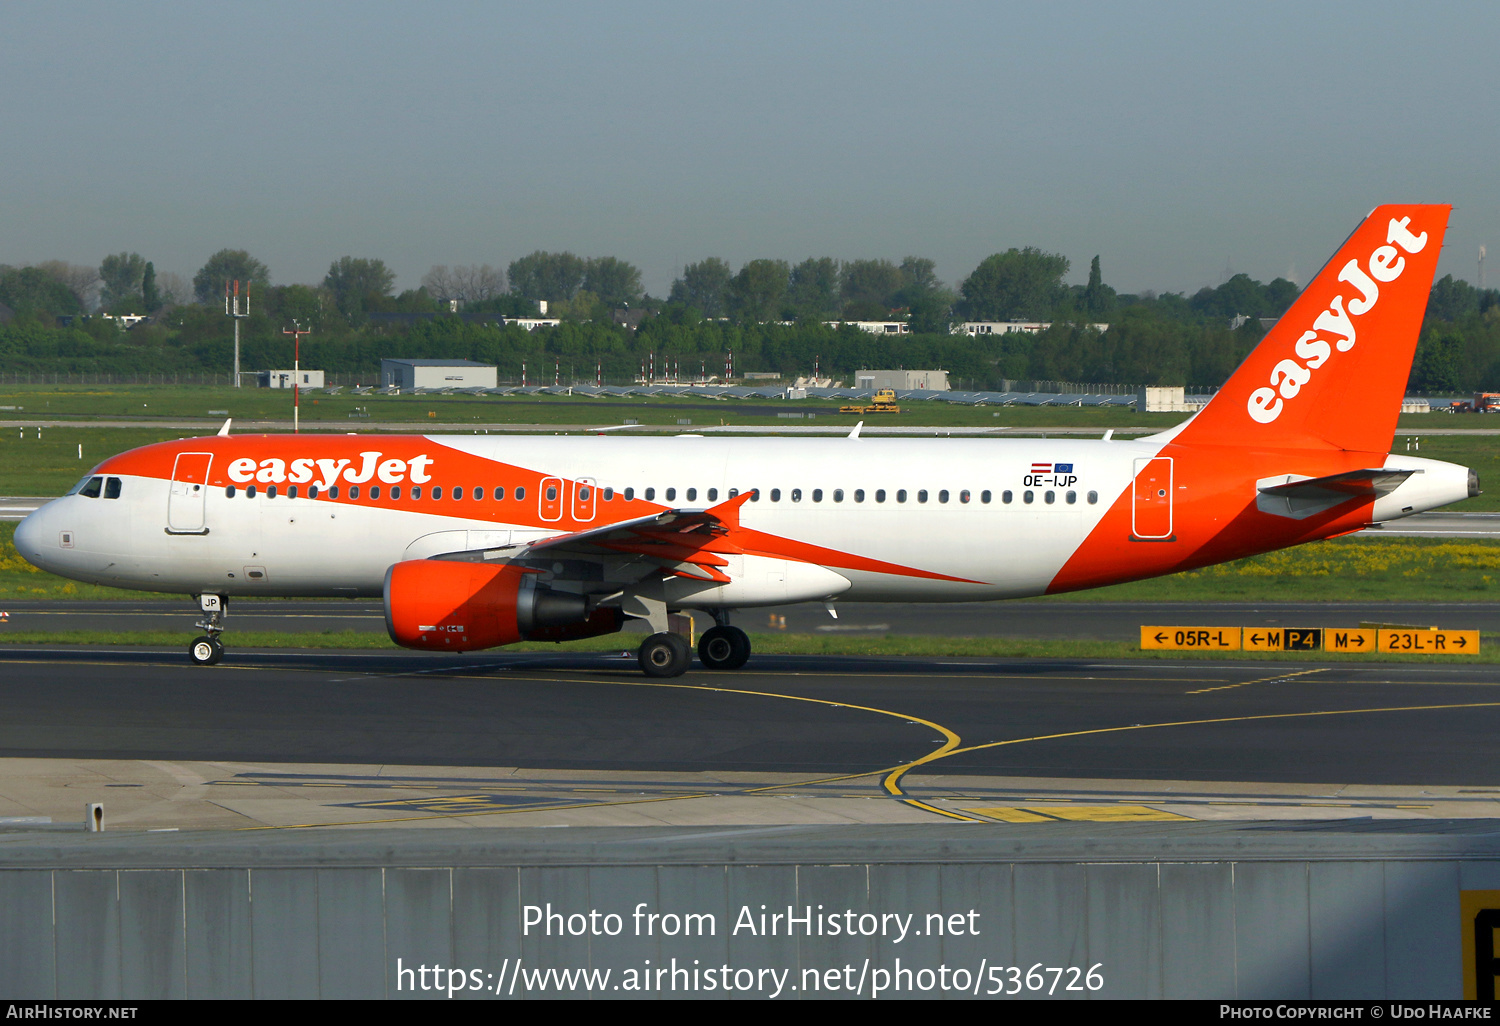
[1377,628,1481,655]
[1325,628,1378,653]
[1242,628,1322,652]
[1140,626,1240,650]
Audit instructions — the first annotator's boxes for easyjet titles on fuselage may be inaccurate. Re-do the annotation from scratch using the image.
[227,451,435,489]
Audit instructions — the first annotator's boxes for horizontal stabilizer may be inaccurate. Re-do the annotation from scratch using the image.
[1256,468,1417,520]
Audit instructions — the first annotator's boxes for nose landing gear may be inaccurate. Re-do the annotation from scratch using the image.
[189,593,226,666]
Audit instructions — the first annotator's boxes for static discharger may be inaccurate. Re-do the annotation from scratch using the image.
[1142,625,1480,655]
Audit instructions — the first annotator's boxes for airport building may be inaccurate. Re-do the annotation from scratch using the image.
[257,369,325,389]
[953,320,1111,335]
[379,359,498,390]
[854,369,950,391]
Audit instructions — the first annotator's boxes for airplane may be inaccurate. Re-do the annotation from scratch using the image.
[13,204,1476,677]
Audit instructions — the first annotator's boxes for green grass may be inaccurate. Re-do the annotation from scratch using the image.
[0,629,1491,663]
[8,521,1500,604]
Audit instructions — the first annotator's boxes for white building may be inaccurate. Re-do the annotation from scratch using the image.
[259,369,325,389]
[1137,386,1206,413]
[826,320,911,335]
[380,359,498,390]
[952,321,1110,336]
[855,369,950,391]
[503,317,562,331]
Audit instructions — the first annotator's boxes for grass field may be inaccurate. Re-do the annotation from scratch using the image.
[5,518,1500,605]
[0,382,1474,431]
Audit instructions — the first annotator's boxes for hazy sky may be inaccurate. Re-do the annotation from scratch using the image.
[3,1,1496,298]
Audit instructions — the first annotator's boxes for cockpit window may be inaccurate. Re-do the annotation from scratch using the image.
[68,471,104,496]
[78,477,103,498]
[104,478,122,499]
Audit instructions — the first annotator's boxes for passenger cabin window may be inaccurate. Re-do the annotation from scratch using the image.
[624,487,635,501]
[875,490,886,503]
[854,489,864,502]
[981,490,992,503]
[791,488,802,502]
[452,487,462,501]
[348,486,360,499]
[834,489,844,502]
[707,488,717,501]
[959,490,970,504]
[494,487,505,500]
[1002,490,1012,503]
[686,488,696,502]
[544,485,556,502]
[1044,490,1055,504]
[602,487,613,501]
[938,490,949,503]
[1087,490,1099,504]
[515,486,526,501]
[310,485,320,499]
[1066,490,1077,504]
[386,486,396,500]
[407,486,417,499]
[366,486,377,499]
[812,489,822,502]
[247,485,258,498]
[268,485,279,499]
[328,486,339,499]
[1023,490,1033,504]
[432,487,443,499]
[896,490,906,503]
[645,487,655,501]
[289,485,300,499]
[104,477,122,499]
[578,485,590,502]
[665,487,676,501]
[770,489,781,502]
[225,485,237,498]
[79,477,103,498]
[917,490,928,503]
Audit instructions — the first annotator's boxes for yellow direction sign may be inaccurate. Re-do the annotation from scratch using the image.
[1377,629,1481,655]
[1325,628,1378,653]
[1140,626,1240,651]
[1242,627,1322,652]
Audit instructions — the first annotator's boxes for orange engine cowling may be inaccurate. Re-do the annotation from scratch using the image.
[383,559,622,652]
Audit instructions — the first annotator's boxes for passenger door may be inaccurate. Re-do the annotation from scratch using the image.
[167,452,213,534]
[1132,457,1173,539]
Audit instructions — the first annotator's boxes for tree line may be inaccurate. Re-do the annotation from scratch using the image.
[0,244,1496,392]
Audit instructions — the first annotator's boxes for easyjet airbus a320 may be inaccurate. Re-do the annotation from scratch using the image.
[13,205,1477,676]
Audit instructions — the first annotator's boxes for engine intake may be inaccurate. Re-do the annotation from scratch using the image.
[384,559,620,651]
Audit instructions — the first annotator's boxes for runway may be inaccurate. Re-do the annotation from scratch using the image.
[2,597,1496,640]
[4,647,1500,831]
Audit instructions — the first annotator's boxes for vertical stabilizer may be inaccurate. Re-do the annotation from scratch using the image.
[1178,204,1449,453]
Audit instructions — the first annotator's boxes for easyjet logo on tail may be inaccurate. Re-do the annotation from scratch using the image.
[1246,216,1428,425]
[227,451,435,489]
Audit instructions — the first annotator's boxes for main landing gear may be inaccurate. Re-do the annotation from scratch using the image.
[188,593,226,666]
[635,617,752,678]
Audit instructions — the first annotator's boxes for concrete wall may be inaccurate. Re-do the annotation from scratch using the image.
[0,858,1476,999]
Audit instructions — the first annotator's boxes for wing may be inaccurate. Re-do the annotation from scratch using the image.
[434,489,756,586]
[1255,468,1418,520]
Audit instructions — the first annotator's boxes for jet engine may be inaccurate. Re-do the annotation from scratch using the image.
[383,559,622,652]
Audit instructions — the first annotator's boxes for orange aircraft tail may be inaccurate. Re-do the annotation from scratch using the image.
[1178,204,1449,454]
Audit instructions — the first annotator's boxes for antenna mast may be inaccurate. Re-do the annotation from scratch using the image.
[225,280,250,388]
[282,321,312,434]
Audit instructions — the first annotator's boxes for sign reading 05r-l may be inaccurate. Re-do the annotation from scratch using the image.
[1140,626,1240,651]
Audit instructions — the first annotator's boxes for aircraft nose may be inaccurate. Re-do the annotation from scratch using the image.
[12,507,49,569]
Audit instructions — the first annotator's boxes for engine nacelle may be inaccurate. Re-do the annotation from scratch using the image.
[383,559,622,652]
